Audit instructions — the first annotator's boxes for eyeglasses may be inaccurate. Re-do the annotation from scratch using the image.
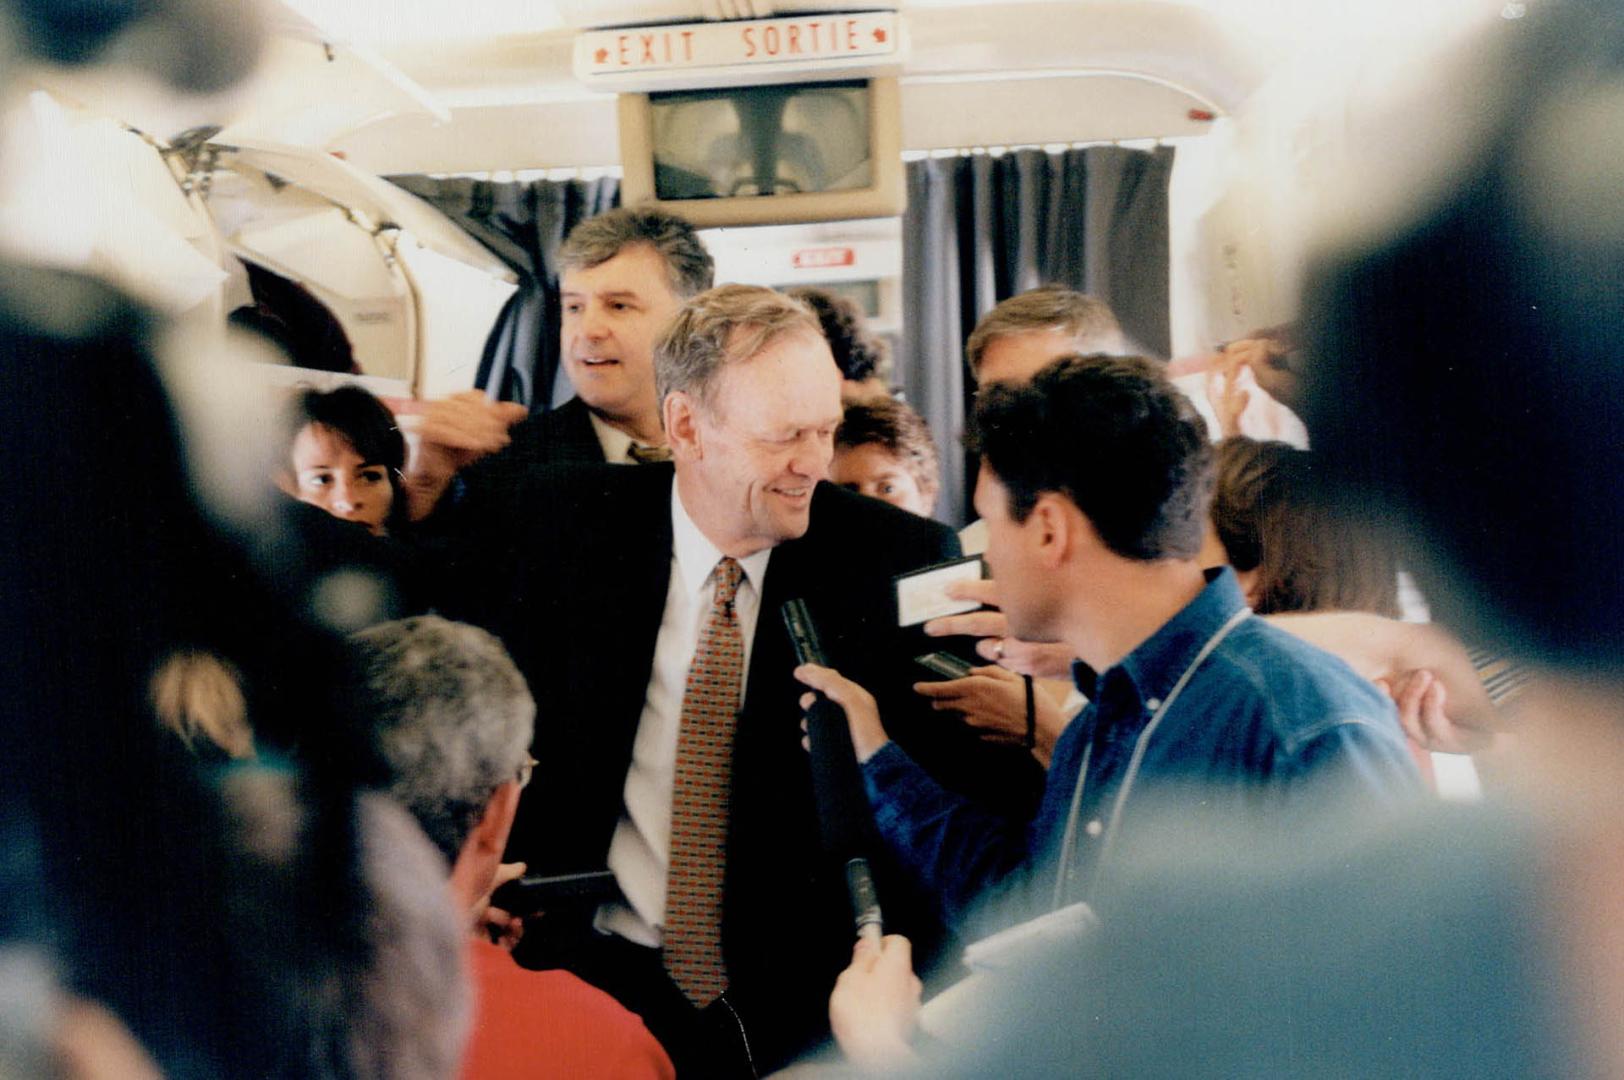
[516,754,538,790]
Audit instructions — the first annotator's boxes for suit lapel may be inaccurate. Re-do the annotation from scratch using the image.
[613,464,676,722]
[558,397,604,463]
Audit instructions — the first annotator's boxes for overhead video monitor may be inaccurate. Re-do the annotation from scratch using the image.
[619,77,905,226]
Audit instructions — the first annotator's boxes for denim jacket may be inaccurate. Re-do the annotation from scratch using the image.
[860,568,1422,934]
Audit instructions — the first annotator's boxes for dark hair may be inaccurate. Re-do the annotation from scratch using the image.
[836,398,940,503]
[560,207,714,299]
[285,385,408,534]
[786,286,890,383]
[1212,438,1399,617]
[1302,0,1624,672]
[969,354,1212,560]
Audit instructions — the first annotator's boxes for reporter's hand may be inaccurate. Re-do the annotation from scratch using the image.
[829,934,922,1072]
[923,579,1077,679]
[796,663,889,762]
[914,665,1028,744]
[914,665,1064,766]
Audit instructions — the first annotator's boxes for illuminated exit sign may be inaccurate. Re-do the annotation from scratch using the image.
[574,12,904,90]
[792,247,856,269]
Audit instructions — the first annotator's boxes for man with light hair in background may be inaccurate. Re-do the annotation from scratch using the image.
[399,207,716,519]
[956,285,1125,560]
[349,614,675,1080]
[965,285,1126,389]
[925,286,1129,742]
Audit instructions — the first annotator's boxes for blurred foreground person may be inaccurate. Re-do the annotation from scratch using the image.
[350,616,673,1080]
[0,254,469,1075]
[832,2,1624,1074]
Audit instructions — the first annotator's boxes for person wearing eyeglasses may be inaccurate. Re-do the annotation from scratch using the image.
[350,615,674,1080]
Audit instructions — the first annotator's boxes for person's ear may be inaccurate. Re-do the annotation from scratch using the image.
[275,470,297,498]
[665,391,702,459]
[448,779,523,915]
[474,780,521,856]
[1030,493,1074,570]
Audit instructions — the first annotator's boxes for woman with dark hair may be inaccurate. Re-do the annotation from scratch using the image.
[832,397,940,517]
[787,285,892,402]
[1204,436,1400,617]
[281,384,408,536]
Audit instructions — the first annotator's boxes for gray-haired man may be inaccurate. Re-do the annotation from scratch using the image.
[445,285,1034,1077]
[350,614,674,1079]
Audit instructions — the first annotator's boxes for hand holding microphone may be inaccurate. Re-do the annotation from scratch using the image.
[783,599,887,945]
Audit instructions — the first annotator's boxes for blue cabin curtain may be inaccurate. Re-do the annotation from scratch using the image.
[898,145,1175,525]
[388,174,620,411]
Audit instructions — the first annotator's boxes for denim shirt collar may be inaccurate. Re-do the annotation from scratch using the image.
[1083,567,1249,711]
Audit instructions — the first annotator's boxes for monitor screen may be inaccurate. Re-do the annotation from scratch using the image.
[650,80,872,201]
[618,76,904,226]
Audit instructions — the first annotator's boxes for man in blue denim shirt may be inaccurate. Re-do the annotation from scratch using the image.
[799,355,1420,945]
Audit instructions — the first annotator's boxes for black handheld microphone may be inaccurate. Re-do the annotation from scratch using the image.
[783,598,884,944]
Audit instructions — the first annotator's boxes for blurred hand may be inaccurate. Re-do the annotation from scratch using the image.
[1205,354,1252,438]
[829,934,922,1072]
[53,997,164,1080]
[796,663,889,762]
[1219,332,1301,412]
[387,392,528,521]
[1375,669,1493,755]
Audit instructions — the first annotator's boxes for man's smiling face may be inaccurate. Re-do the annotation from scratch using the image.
[680,327,844,556]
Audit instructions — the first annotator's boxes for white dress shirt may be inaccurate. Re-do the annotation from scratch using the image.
[595,480,772,947]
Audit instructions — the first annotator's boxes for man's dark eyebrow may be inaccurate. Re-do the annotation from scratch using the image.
[560,287,643,304]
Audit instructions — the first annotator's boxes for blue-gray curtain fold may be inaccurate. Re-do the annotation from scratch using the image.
[899,145,1175,525]
[386,175,619,410]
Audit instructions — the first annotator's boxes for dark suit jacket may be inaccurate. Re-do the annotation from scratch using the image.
[442,463,1040,1069]
[487,395,604,472]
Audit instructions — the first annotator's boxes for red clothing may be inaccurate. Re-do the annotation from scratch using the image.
[461,938,674,1080]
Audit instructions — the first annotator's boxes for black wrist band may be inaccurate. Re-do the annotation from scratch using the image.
[1022,674,1036,750]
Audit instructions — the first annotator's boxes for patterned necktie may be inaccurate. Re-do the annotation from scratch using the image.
[663,556,745,1005]
[627,442,673,464]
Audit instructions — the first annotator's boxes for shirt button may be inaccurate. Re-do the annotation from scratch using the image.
[1146,697,1162,711]
[1084,819,1103,838]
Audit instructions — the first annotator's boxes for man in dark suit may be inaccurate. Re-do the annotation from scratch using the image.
[447,285,1034,1077]
[402,208,714,517]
